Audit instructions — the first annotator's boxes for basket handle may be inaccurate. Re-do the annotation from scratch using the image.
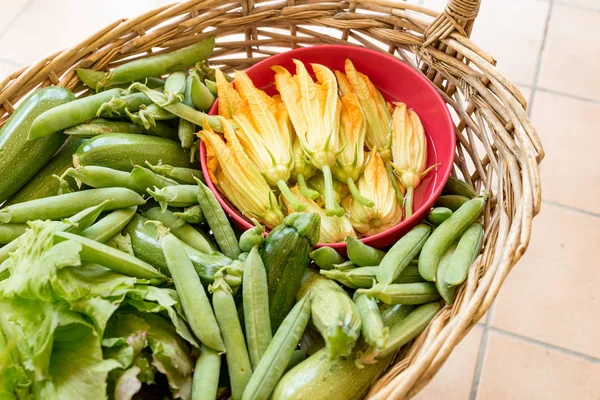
[424,0,481,46]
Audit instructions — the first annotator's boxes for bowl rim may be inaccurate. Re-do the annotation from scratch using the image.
[200,44,456,249]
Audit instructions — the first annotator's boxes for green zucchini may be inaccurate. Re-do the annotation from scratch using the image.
[0,86,76,202]
[73,133,197,171]
[5,138,83,205]
[261,212,320,331]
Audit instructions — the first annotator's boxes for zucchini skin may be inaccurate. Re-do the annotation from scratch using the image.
[73,133,197,172]
[0,86,76,202]
[260,213,320,331]
[5,138,83,205]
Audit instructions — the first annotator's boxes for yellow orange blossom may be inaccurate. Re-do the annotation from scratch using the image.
[284,186,357,244]
[215,70,305,211]
[390,103,435,218]
[344,149,403,236]
[198,115,283,228]
[273,60,344,217]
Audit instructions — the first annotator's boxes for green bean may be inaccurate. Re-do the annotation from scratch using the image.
[435,194,470,211]
[197,180,241,259]
[130,165,178,192]
[28,88,124,140]
[148,184,198,210]
[436,242,458,305]
[243,246,272,369]
[309,246,344,270]
[205,79,218,96]
[242,295,311,400]
[377,302,440,358]
[0,224,28,245]
[190,71,216,112]
[442,176,477,199]
[54,231,166,280]
[62,166,143,193]
[64,118,147,137]
[376,224,431,284]
[427,207,453,225]
[173,205,205,224]
[210,273,252,400]
[178,74,196,149]
[164,71,188,97]
[239,220,265,253]
[333,261,357,271]
[354,292,389,350]
[0,188,145,224]
[81,207,137,243]
[97,92,153,117]
[143,207,213,254]
[158,227,225,352]
[419,196,486,282]
[445,222,484,286]
[76,68,164,91]
[346,236,385,267]
[357,282,440,305]
[145,161,205,185]
[99,38,215,88]
[192,345,221,400]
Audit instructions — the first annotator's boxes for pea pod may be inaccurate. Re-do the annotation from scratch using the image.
[242,295,311,400]
[204,79,218,96]
[442,176,477,199]
[445,222,484,286]
[210,273,252,400]
[178,73,196,149]
[0,188,145,224]
[197,180,241,260]
[54,231,166,280]
[309,246,344,270]
[436,242,458,304]
[427,207,453,225]
[284,349,307,373]
[97,92,153,117]
[145,162,205,185]
[173,205,205,224]
[320,267,377,289]
[243,246,272,369]
[190,71,216,111]
[28,88,124,140]
[354,292,388,350]
[64,118,147,137]
[81,206,137,243]
[164,71,188,96]
[99,38,215,88]
[62,166,143,194]
[376,224,431,284]
[239,220,265,253]
[419,197,486,281]
[346,236,385,267]
[435,194,470,211]
[358,282,440,305]
[393,265,425,284]
[143,207,213,254]
[157,226,225,353]
[126,103,176,130]
[147,184,198,210]
[75,68,164,91]
[333,261,357,271]
[0,224,28,245]
[130,165,178,192]
[192,345,221,400]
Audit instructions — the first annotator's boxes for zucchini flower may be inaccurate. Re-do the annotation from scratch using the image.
[284,186,356,244]
[198,115,284,228]
[273,60,344,217]
[390,103,435,218]
[291,138,319,200]
[215,70,305,211]
[343,148,403,236]
[332,71,373,207]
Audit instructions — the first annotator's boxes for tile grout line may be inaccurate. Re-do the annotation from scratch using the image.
[536,86,600,105]
[527,0,554,113]
[468,302,495,400]
[0,0,36,41]
[554,0,600,13]
[542,200,600,218]
[489,327,600,364]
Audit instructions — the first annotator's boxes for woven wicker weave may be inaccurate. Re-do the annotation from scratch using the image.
[0,0,543,398]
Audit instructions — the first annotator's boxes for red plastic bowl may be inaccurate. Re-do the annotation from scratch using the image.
[200,45,455,251]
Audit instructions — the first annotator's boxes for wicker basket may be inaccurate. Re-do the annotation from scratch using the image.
[0,0,543,398]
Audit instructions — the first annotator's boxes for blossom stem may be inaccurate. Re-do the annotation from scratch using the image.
[346,178,374,207]
[322,165,345,217]
[404,186,414,219]
[277,180,307,211]
[385,162,405,205]
[297,174,319,200]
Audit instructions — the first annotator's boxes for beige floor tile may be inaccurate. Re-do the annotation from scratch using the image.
[538,5,600,101]
[557,0,600,12]
[477,331,600,400]
[0,0,29,37]
[413,326,483,400]
[530,90,600,213]
[0,0,161,65]
[491,202,600,358]
[422,0,549,87]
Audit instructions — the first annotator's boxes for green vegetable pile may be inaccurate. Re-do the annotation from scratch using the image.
[0,37,488,400]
